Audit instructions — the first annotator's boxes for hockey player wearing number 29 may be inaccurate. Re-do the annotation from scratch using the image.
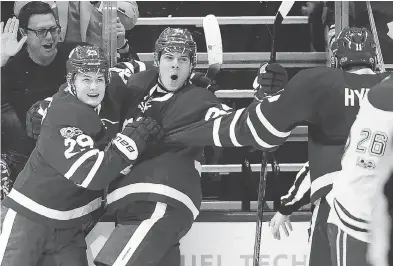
[0,45,164,266]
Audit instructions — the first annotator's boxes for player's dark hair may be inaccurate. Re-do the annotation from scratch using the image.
[18,1,57,29]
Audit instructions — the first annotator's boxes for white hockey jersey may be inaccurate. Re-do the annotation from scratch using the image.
[327,86,393,243]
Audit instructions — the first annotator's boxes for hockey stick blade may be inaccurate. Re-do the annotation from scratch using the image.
[270,1,295,62]
[275,1,295,25]
[203,14,223,80]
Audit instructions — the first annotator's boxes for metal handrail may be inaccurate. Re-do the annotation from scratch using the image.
[201,163,304,173]
[200,201,310,211]
[215,90,255,98]
[135,16,308,26]
[137,52,327,68]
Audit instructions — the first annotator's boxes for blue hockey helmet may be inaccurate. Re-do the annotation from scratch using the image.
[66,45,110,92]
[330,27,377,70]
[154,27,197,68]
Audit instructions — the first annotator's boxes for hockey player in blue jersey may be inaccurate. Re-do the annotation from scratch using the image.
[263,27,390,266]
[326,75,393,266]
[24,30,228,266]
[25,26,388,266]
[91,27,293,266]
[80,27,389,266]
[0,45,164,266]
[157,27,390,266]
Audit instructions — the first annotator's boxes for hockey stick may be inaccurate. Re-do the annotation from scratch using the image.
[83,2,119,236]
[253,2,294,266]
[203,14,223,81]
[83,189,108,236]
[366,1,385,73]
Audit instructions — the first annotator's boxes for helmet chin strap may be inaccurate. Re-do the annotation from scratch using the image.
[94,103,101,114]
[157,76,174,93]
[66,83,77,98]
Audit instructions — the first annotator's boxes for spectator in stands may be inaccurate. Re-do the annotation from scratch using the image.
[14,1,139,57]
[301,1,335,52]
[0,1,132,187]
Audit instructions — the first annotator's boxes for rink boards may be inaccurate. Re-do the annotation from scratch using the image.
[86,218,310,266]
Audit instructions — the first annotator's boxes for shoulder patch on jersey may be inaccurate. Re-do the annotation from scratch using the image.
[60,127,83,139]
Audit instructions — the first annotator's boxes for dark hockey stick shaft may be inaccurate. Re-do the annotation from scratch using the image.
[253,151,269,266]
[83,187,108,236]
[253,2,294,265]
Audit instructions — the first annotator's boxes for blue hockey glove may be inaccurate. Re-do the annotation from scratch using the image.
[253,63,288,100]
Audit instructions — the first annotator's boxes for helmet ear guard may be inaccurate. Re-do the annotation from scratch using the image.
[330,55,339,69]
[371,56,377,71]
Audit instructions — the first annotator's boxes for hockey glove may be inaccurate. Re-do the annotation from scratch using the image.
[111,117,164,164]
[253,63,288,100]
[26,98,51,140]
[1,154,12,200]
[190,72,221,92]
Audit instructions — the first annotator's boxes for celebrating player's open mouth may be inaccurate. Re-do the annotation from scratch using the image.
[157,51,193,92]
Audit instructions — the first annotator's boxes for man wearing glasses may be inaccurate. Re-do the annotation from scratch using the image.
[0,1,131,192]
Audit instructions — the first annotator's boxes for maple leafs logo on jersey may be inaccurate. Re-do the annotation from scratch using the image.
[138,94,153,113]
[138,101,152,113]
[60,127,83,138]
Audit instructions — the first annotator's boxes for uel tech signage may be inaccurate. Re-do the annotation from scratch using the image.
[86,222,309,266]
